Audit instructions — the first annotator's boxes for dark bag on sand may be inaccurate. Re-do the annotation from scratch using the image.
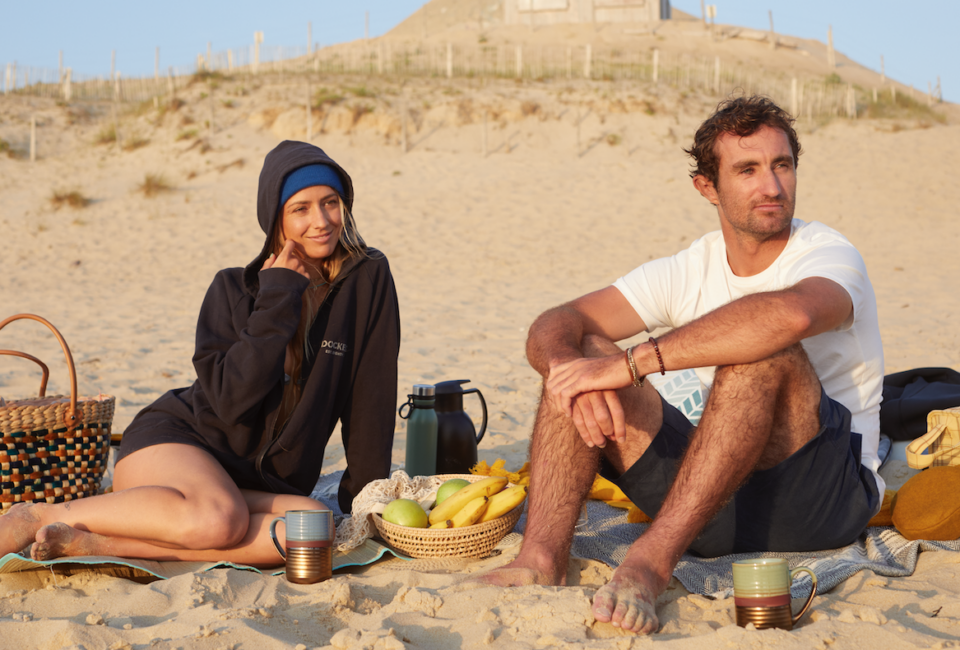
[881,367,960,441]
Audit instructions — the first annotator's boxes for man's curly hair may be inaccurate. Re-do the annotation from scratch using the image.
[685,96,801,187]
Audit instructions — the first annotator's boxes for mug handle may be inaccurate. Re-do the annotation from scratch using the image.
[269,516,287,560]
[790,566,818,625]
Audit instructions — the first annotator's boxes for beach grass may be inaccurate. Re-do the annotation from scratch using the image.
[49,189,92,210]
[137,173,173,198]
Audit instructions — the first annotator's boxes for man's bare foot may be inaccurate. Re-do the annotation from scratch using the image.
[30,523,104,561]
[469,555,567,587]
[591,561,666,634]
[0,504,45,556]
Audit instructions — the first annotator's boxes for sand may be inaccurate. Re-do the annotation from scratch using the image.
[2,25,960,649]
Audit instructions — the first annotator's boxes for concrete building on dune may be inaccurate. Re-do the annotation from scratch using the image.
[505,0,671,26]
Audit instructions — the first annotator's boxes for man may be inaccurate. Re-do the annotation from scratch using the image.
[480,96,884,634]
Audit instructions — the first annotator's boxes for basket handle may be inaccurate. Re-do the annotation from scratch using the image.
[0,349,50,397]
[0,313,81,431]
[905,423,948,469]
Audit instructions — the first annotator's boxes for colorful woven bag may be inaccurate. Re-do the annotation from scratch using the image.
[0,314,115,512]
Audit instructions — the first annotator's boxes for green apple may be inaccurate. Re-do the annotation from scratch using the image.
[436,478,471,505]
[382,498,428,528]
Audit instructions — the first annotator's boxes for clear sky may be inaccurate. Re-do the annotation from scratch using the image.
[1,1,956,102]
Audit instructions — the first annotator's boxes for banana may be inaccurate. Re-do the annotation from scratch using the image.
[430,519,453,529]
[450,496,489,528]
[478,485,528,523]
[428,476,507,525]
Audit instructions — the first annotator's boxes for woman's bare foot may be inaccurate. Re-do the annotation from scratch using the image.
[31,523,105,561]
[591,561,666,634]
[0,504,45,556]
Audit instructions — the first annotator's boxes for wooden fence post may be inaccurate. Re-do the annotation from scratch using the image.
[254,31,263,74]
[515,45,522,78]
[768,10,776,49]
[790,77,798,116]
[401,88,408,154]
[228,50,234,72]
[63,68,72,102]
[112,102,121,151]
[306,85,312,140]
[482,108,488,157]
[566,47,572,79]
[30,115,36,162]
[584,44,592,79]
[447,43,453,78]
[714,56,720,93]
[827,26,835,69]
[576,105,582,153]
[653,49,659,83]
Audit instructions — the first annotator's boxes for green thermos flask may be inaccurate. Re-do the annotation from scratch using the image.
[399,384,438,477]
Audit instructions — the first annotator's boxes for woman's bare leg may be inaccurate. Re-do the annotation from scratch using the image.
[2,444,249,556]
[31,488,324,567]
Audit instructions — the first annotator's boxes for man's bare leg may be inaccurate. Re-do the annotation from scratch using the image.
[478,336,663,587]
[593,344,822,633]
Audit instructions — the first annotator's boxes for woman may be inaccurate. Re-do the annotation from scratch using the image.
[0,141,400,565]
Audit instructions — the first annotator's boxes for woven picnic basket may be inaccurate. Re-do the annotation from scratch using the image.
[0,314,115,513]
[371,474,524,559]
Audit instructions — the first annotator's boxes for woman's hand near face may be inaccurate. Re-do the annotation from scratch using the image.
[261,239,310,279]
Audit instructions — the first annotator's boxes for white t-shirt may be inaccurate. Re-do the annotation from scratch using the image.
[613,219,885,494]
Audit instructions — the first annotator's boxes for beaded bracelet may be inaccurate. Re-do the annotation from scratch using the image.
[649,337,666,375]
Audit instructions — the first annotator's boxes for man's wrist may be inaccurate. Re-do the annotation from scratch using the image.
[633,340,661,377]
[624,346,645,387]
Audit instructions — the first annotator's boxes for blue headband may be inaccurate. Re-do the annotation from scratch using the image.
[280,164,345,208]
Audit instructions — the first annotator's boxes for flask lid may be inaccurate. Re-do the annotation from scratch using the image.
[412,383,435,397]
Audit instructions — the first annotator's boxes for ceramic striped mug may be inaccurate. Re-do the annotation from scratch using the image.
[732,558,817,630]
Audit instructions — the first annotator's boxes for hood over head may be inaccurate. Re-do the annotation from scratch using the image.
[242,140,355,294]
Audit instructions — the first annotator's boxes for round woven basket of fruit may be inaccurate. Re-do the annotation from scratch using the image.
[372,474,527,559]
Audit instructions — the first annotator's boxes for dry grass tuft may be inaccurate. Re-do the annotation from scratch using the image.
[216,158,245,174]
[314,88,344,108]
[138,173,173,198]
[350,104,374,126]
[95,125,117,145]
[50,189,92,210]
[0,138,18,159]
[123,137,150,152]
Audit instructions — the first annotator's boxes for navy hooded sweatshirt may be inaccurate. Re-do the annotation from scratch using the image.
[118,141,400,512]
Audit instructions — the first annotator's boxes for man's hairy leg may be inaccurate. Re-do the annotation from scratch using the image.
[475,390,600,586]
[594,343,821,633]
[477,334,661,588]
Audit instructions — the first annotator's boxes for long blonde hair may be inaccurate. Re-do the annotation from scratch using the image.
[272,195,368,429]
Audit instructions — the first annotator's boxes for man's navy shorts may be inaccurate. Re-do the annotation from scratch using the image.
[608,386,882,557]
